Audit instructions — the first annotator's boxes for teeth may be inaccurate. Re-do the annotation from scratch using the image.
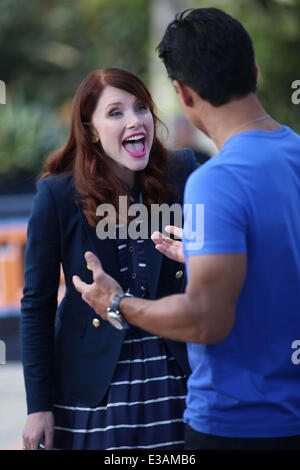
[124,134,144,142]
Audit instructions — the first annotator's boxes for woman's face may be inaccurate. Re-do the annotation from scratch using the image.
[91,86,154,185]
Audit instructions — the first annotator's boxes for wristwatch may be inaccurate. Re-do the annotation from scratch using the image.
[106,292,134,330]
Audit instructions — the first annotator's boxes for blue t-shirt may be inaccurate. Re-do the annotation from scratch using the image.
[182,126,300,438]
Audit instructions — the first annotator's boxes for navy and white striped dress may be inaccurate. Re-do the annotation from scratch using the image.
[51,192,187,450]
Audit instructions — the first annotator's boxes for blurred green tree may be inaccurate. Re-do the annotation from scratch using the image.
[0,94,68,184]
[0,0,150,105]
[0,0,299,186]
[194,0,300,131]
[0,0,150,186]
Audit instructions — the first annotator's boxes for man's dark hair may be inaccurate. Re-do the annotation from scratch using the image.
[157,8,257,106]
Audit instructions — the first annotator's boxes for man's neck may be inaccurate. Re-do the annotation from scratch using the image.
[200,94,281,151]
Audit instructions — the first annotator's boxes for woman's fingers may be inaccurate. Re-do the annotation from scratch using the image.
[151,232,185,264]
[22,411,54,450]
[151,230,180,245]
[164,225,183,240]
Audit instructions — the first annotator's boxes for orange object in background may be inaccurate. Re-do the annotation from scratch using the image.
[0,220,65,314]
[0,245,24,309]
[0,222,27,246]
[0,221,27,312]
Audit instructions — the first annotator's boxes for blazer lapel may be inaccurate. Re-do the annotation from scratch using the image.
[143,236,163,300]
[76,196,164,299]
[78,209,121,284]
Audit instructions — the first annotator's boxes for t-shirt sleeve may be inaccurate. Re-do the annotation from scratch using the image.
[182,164,248,257]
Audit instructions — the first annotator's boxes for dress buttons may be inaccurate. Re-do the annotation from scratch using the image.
[131,273,137,279]
[129,246,134,253]
[175,270,183,279]
[92,318,101,328]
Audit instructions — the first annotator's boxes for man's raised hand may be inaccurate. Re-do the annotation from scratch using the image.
[72,252,123,318]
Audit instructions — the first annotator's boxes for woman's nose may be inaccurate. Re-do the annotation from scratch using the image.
[126,112,143,129]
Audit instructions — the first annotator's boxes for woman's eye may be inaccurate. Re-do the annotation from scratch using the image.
[109,109,122,117]
[137,103,148,112]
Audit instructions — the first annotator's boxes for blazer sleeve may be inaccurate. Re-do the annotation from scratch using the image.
[169,148,200,203]
[21,179,61,414]
[183,147,200,179]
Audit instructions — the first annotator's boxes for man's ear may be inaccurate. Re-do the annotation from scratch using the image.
[255,63,259,81]
[173,80,194,108]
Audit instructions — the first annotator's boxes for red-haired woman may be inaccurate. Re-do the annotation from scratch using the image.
[21,68,198,450]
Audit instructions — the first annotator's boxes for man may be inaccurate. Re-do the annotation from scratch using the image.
[73,8,300,450]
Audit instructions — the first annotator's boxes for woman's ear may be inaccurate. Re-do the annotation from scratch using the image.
[88,124,100,143]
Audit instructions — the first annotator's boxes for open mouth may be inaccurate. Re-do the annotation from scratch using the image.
[122,132,146,158]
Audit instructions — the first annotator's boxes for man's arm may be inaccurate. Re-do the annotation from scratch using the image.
[120,253,246,343]
[73,251,247,344]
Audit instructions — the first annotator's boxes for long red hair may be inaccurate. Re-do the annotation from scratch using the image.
[41,68,174,226]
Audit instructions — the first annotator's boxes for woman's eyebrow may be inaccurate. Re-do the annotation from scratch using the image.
[105,101,123,109]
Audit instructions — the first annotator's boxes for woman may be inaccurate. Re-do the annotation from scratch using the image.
[21,68,198,450]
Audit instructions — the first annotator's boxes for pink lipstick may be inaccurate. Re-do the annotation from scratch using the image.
[122,132,146,158]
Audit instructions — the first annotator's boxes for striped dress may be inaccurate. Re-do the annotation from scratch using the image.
[51,192,187,450]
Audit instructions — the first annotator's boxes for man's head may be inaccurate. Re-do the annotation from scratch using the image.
[157,8,257,107]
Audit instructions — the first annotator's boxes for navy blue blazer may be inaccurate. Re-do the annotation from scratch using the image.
[21,149,199,414]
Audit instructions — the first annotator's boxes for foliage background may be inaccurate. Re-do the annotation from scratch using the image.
[0,0,299,193]
[1,0,299,450]
[205,0,300,132]
[0,0,150,192]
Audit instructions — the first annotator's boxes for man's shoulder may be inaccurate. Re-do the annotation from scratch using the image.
[184,150,246,203]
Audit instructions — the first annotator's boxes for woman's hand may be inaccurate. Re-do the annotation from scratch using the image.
[151,225,185,264]
[22,411,54,450]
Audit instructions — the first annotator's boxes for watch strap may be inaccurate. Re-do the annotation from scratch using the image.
[109,291,134,314]
[106,291,135,329]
